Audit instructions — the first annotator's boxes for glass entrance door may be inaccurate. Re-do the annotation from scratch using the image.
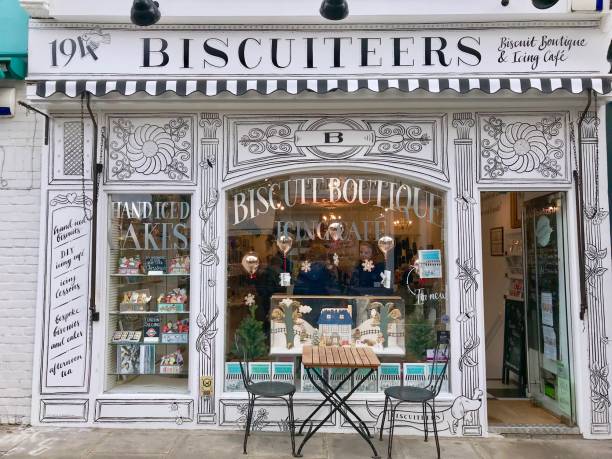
[523,192,574,424]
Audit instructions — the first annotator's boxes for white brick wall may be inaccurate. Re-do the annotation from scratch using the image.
[0,81,43,425]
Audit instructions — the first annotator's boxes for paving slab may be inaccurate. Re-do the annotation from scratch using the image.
[90,428,181,456]
[0,428,31,455]
[472,438,612,459]
[2,428,109,459]
[394,436,481,459]
[168,431,245,458]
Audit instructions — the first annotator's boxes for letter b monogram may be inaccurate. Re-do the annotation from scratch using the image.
[324,132,344,144]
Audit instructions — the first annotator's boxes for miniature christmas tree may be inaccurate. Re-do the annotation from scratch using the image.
[406,310,435,361]
[233,293,268,360]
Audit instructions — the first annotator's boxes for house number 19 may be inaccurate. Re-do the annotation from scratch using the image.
[50,38,98,67]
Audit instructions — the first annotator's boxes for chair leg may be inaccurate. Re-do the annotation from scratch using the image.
[387,402,397,459]
[422,402,428,442]
[430,402,440,459]
[243,396,254,454]
[379,395,389,441]
[288,394,296,456]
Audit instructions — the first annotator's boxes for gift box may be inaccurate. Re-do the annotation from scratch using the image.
[161,333,189,344]
[157,303,186,313]
[118,256,142,275]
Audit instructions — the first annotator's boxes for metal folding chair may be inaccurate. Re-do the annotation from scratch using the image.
[234,333,297,456]
[379,330,450,459]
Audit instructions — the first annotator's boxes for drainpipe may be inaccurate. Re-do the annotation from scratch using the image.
[575,89,592,321]
[85,93,102,322]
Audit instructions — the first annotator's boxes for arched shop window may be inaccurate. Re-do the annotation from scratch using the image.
[225,173,449,393]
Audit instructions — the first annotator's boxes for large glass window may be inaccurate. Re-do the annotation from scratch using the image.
[225,173,449,393]
[106,194,191,394]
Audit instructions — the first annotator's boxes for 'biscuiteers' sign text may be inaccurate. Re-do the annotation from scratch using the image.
[28,26,605,77]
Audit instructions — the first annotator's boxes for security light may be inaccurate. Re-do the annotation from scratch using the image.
[320,0,349,21]
[532,0,559,9]
[130,0,161,26]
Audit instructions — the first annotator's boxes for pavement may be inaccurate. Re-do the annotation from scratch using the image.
[1,426,612,458]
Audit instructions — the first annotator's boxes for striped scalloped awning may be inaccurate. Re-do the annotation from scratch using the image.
[32,77,612,98]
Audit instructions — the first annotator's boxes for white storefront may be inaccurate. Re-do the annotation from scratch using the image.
[22,0,612,440]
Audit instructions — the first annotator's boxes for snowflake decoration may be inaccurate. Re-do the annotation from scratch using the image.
[244,293,256,306]
[362,259,375,272]
[299,304,312,315]
[333,253,340,266]
[300,260,312,273]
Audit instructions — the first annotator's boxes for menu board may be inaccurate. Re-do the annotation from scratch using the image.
[41,193,91,393]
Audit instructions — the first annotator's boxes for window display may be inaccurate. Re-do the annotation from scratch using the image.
[106,194,191,393]
[225,173,449,393]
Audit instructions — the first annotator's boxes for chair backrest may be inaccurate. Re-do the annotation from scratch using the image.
[427,330,450,396]
[233,333,252,388]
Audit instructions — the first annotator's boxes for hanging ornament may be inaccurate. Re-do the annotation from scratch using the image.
[241,252,260,279]
[276,234,293,272]
[328,221,345,242]
[377,235,395,261]
[378,236,395,288]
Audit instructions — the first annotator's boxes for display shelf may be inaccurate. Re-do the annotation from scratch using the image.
[109,311,190,315]
[111,273,190,278]
[270,345,406,356]
[109,342,188,345]
[108,371,188,376]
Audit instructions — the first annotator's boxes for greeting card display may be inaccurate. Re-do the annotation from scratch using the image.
[157,288,188,312]
[111,330,142,343]
[168,255,190,274]
[117,344,140,374]
[118,256,142,275]
[143,316,161,343]
[145,256,167,274]
[120,289,152,312]
[139,344,156,374]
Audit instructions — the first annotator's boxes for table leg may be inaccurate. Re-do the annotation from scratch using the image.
[297,367,354,436]
[296,368,380,459]
[315,368,375,438]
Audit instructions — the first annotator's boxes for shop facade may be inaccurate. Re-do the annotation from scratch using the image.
[23,1,612,439]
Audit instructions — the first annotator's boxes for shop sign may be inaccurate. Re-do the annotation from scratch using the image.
[28,25,606,78]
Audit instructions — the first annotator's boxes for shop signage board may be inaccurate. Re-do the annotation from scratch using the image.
[41,192,91,394]
[27,24,607,79]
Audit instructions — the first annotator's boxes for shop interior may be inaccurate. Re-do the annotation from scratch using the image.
[481,191,575,427]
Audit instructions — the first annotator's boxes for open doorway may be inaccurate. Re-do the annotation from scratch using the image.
[481,191,575,428]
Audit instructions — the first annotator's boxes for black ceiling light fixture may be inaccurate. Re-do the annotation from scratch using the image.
[130,0,161,26]
[531,0,559,9]
[320,0,349,21]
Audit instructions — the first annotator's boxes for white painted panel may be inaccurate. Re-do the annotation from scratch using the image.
[39,399,89,422]
[94,399,193,423]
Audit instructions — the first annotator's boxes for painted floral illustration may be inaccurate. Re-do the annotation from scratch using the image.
[109,117,193,181]
[127,125,176,175]
[480,115,565,178]
[497,123,548,173]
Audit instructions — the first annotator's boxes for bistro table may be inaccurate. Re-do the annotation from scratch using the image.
[296,345,381,458]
